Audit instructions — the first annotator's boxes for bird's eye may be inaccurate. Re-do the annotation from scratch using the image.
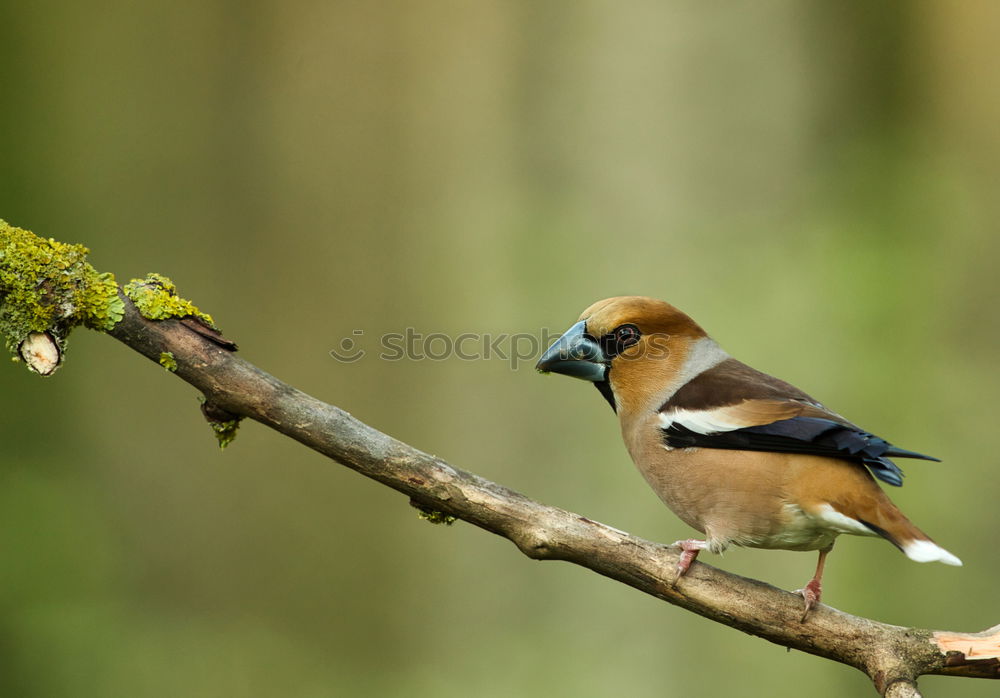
[601,324,641,358]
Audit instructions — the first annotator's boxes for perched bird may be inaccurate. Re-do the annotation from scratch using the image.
[536,296,960,619]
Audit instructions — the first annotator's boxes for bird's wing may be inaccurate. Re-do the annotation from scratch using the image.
[659,359,938,487]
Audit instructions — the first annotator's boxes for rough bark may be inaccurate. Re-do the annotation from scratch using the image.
[97,293,998,696]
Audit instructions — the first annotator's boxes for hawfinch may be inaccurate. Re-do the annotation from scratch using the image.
[536,296,960,619]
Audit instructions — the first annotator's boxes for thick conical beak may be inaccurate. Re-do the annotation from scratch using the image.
[535,320,607,382]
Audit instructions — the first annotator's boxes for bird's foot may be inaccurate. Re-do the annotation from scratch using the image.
[795,578,822,622]
[670,539,708,586]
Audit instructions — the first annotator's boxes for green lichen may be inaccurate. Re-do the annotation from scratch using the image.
[158,351,178,372]
[416,508,457,525]
[0,220,124,372]
[209,417,241,450]
[124,273,214,327]
[199,396,243,449]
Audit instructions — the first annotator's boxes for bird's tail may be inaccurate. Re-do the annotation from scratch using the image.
[857,500,962,566]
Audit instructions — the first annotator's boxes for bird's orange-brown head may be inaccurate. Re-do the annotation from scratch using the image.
[537,296,713,416]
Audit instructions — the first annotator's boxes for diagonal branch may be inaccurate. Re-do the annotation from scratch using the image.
[103,294,998,697]
[0,217,995,697]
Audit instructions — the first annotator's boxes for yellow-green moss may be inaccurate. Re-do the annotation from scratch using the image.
[123,273,215,326]
[0,220,124,368]
[158,351,178,372]
[198,396,243,449]
[209,418,241,449]
[416,508,457,525]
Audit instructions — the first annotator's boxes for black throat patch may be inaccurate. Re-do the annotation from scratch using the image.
[594,380,616,413]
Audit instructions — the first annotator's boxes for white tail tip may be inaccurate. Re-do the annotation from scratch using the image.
[903,539,963,566]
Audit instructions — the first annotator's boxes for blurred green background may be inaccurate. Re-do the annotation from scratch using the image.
[2,2,998,696]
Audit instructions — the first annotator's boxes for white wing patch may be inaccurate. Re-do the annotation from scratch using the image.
[659,407,746,434]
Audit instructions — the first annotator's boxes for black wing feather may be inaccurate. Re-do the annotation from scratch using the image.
[662,416,939,487]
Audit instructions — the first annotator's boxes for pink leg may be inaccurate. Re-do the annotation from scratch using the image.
[796,546,832,622]
[671,539,709,584]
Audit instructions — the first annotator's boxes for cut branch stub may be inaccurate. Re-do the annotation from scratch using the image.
[0,220,122,373]
[18,331,62,375]
[935,625,1000,678]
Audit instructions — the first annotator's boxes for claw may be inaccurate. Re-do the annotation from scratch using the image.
[796,546,832,622]
[671,539,708,586]
[796,577,822,622]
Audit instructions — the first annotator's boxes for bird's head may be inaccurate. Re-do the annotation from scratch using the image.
[536,296,711,415]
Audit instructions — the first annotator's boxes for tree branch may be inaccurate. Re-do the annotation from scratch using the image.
[97,294,998,696]
[1,216,994,698]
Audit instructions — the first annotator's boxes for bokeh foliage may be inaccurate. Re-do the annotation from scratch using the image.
[1,2,998,696]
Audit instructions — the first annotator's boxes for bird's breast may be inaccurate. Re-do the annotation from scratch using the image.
[620,417,844,551]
